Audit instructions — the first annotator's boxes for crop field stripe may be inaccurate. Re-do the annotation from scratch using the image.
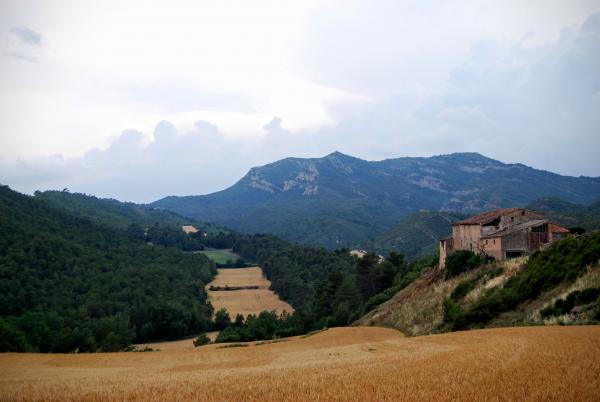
[205,266,294,317]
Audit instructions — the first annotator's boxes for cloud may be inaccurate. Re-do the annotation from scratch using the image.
[1,5,599,202]
[303,11,600,176]
[0,120,261,202]
[9,26,42,46]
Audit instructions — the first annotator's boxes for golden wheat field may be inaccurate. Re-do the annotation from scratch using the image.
[1,326,599,401]
[205,267,294,317]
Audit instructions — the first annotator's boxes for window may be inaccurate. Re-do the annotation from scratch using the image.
[493,239,496,245]
[511,217,514,222]
[522,211,525,216]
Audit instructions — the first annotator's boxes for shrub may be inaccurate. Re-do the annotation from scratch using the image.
[450,275,481,301]
[193,333,211,347]
[540,287,600,318]
[445,251,481,279]
[443,299,464,323]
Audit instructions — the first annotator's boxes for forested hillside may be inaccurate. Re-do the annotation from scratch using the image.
[0,185,432,350]
[526,197,600,232]
[152,152,600,249]
[35,190,223,232]
[0,185,216,352]
[368,211,466,258]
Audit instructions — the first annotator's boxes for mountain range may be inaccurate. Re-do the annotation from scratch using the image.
[151,152,600,249]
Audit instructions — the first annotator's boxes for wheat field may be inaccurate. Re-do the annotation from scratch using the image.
[1,326,599,401]
[206,267,294,317]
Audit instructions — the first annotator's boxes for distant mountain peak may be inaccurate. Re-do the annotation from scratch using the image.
[151,151,600,249]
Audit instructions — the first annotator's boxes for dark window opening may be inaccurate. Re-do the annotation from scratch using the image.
[506,251,523,259]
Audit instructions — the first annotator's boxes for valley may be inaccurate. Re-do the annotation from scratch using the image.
[1,326,598,401]
[205,266,294,318]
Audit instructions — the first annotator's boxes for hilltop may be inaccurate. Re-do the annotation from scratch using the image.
[151,152,600,249]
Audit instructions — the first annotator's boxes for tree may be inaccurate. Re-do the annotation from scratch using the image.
[214,308,231,330]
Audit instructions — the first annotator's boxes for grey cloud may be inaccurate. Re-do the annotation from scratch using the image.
[1,121,247,202]
[306,12,600,176]
[9,26,42,46]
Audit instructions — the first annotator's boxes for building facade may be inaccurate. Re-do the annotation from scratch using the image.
[439,208,570,268]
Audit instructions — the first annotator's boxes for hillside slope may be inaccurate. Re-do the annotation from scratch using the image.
[152,152,600,249]
[0,185,215,352]
[368,211,467,258]
[357,234,600,335]
[35,190,222,233]
[526,197,600,231]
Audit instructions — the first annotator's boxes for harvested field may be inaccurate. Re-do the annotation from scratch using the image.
[206,266,294,317]
[1,326,599,401]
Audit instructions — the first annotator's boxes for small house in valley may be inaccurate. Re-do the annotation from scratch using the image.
[439,208,570,268]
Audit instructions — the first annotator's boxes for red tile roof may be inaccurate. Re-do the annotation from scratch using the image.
[549,223,570,233]
[454,208,524,225]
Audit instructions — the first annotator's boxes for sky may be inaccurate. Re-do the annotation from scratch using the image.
[1,0,599,202]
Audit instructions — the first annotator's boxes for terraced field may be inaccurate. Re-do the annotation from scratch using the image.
[1,326,599,401]
[205,266,294,317]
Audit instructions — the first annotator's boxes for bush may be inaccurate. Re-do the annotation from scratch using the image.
[445,251,481,279]
[193,333,211,347]
[215,326,242,343]
[540,287,600,318]
[443,299,464,323]
[450,275,481,301]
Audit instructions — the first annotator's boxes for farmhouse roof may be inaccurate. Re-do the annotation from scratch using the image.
[481,219,548,239]
[549,223,570,234]
[454,208,524,225]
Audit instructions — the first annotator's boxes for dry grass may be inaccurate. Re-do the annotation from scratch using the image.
[206,267,294,317]
[1,326,599,401]
[357,268,472,335]
[529,265,600,324]
[357,260,528,336]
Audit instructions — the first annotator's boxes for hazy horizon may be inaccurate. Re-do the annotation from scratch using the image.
[1,1,599,202]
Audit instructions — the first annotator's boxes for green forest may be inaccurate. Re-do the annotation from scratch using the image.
[0,186,432,351]
[0,186,216,352]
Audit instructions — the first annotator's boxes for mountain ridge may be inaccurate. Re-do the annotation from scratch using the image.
[151,152,600,249]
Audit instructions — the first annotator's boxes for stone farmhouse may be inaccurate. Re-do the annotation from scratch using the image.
[439,208,570,268]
